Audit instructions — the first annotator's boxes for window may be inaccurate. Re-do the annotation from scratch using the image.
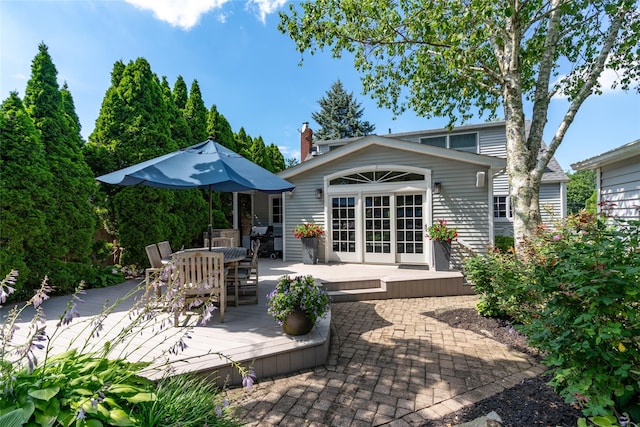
[271,197,282,223]
[420,136,447,148]
[420,133,478,153]
[449,134,477,153]
[493,196,511,219]
[329,170,425,185]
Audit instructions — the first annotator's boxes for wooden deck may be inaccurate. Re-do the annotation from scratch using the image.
[2,260,472,387]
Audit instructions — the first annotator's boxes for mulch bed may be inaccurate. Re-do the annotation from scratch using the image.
[421,308,584,426]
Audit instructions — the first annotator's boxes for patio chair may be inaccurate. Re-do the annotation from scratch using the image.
[145,244,164,298]
[226,242,259,305]
[157,240,172,259]
[172,250,226,325]
[210,237,234,247]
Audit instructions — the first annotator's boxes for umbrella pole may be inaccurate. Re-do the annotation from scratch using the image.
[208,185,213,252]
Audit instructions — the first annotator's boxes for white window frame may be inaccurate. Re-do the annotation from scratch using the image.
[493,195,512,221]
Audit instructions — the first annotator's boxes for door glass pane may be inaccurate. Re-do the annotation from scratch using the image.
[331,196,356,252]
[365,195,391,254]
[395,193,424,254]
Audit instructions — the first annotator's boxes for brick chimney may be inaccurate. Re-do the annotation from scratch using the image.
[300,122,313,162]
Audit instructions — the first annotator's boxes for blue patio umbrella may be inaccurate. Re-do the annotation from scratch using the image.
[96,137,295,249]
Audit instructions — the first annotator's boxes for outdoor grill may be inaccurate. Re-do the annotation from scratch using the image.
[250,226,282,259]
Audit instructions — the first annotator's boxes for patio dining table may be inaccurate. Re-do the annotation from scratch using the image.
[163,246,247,265]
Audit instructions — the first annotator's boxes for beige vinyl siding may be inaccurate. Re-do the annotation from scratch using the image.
[284,145,492,265]
[600,156,640,219]
[540,183,563,223]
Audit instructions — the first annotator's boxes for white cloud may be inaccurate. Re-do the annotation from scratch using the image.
[246,0,287,23]
[124,0,230,30]
[552,63,639,100]
[124,0,286,29]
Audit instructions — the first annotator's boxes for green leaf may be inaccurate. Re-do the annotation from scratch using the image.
[108,408,135,426]
[589,415,617,426]
[0,409,29,427]
[28,386,60,401]
[125,392,156,403]
[34,411,56,427]
[85,420,104,427]
[107,385,140,395]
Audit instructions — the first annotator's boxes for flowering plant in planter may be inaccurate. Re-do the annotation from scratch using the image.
[292,222,325,238]
[426,219,458,241]
[266,275,330,325]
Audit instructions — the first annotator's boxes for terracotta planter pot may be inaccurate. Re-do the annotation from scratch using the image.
[300,237,319,265]
[433,240,451,271]
[282,306,314,335]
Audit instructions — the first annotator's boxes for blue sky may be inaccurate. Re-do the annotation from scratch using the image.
[1,0,638,170]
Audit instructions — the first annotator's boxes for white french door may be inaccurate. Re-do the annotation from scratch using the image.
[363,194,393,263]
[395,194,425,263]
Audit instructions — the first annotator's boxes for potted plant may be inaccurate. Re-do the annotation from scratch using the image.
[426,219,458,271]
[266,275,331,335]
[292,222,325,264]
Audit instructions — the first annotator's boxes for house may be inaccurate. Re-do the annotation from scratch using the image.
[251,121,567,268]
[571,139,640,220]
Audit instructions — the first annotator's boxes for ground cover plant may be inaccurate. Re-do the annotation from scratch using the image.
[464,210,640,425]
[0,267,253,426]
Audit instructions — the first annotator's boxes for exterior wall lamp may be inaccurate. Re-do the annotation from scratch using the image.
[433,182,442,194]
[315,188,323,199]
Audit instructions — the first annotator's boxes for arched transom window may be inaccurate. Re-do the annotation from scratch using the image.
[329,170,425,185]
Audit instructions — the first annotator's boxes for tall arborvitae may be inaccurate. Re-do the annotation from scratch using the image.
[22,43,96,279]
[234,127,251,156]
[161,76,191,148]
[161,76,210,243]
[84,61,127,177]
[206,104,236,151]
[183,80,208,142]
[247,136,274,172]
[312,79,375,140]
[267,144,286,172]
[0,92,53,298]
[60,82,82,138]
[87,58,205,265]
[172,75,188,111]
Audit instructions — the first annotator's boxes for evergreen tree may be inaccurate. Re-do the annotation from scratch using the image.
[206,104,236,151]
[84,61,129,177]
[234,127,252,156]
[23,43,96,278]
[60,82,82,139]
[161,76,191,147]
[172,75,188,111]
[86,58,189,265]
[0,92,52,298]
[183,80,208,142]
[267,144,286,172]
[161,76,210,245]
[311,79,375,140]
[246,136,274,172]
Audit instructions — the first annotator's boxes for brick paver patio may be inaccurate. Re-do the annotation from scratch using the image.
[229,295,544,426]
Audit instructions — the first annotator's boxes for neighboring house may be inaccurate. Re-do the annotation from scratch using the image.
[571,139,640,220]
[252,121,567,268]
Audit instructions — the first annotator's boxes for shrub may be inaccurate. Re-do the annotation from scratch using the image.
[493,235,514,253]
[520,214,640,419]
[463,250,535,322]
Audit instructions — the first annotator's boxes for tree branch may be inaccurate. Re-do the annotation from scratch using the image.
[538,3,632,173]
